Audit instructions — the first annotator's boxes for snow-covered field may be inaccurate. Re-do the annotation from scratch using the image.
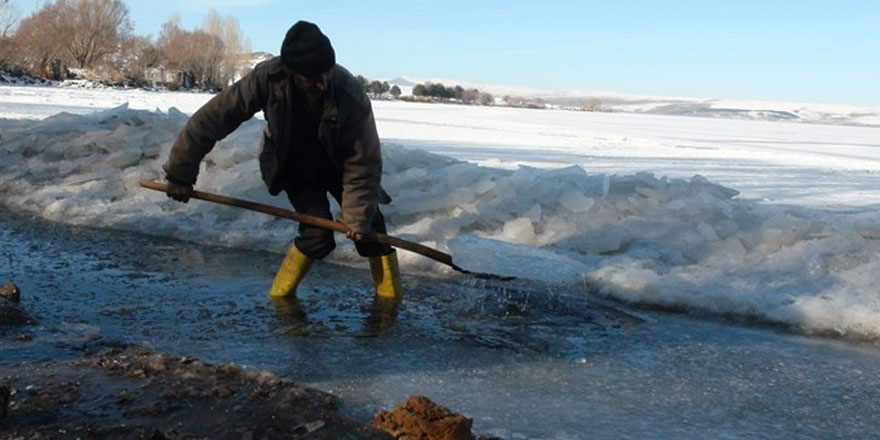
[2,84,880,339]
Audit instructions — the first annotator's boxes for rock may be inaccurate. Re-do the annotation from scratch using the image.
[0,284,35,326]
[0,283,20,303]
[293,419,325,435]
[0,380,9,421]
[0,301,35,325]
[0,303,35,326]
[373,395,477,440]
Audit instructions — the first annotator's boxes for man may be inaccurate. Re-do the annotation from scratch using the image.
[162,21,403,300]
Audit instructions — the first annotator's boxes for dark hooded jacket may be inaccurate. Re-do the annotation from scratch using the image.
[163,57,388,233]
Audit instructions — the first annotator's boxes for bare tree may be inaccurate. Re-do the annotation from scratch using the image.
[52,0,133,69]
[0,2,19,36]
[15,4,64,77]
[156,14,183,66]
[189,30,225,89]
[202,10,251,87]
[0,1,20,68]
[112,34,158,85]
[158,16,225,89]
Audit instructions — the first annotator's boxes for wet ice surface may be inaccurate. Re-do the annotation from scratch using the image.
[3,212,880,439]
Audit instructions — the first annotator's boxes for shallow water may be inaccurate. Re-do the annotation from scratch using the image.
[3,212,880,439]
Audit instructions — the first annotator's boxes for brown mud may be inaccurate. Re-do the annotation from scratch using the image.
[1,344,391,439]
[2,336,502,440]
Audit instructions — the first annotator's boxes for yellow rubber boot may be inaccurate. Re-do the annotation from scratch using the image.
[270,245,313,298]
[369,250,404,300]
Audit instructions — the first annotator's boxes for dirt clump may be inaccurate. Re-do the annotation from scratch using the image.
[0,283,20,303]
[0,282,34,326]
[373,395,502,440]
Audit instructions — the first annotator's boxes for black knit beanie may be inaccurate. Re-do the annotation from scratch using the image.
[281,21,335,76]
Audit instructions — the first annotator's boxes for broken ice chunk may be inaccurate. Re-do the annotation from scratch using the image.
[559,190,594,213]
[501,217,537,244]
[524,203,542,222]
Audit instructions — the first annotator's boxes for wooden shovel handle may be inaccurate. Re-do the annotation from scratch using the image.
[139,179,455,267]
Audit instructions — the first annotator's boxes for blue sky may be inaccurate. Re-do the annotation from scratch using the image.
[12,0,880,106]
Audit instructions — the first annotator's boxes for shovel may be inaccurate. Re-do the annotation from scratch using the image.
[139,179,513,281]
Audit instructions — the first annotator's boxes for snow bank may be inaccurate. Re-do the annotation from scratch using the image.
[0,84,214,120]
[3,105,880,339]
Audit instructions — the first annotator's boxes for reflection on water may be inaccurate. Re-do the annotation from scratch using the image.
[270,294,402,337]
[363,296,402,335]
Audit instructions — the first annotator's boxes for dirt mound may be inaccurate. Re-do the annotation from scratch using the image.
[373,396,501,440]
[1,346,391,439]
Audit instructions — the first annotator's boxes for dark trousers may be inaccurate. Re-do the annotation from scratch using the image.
[284,179,392,260]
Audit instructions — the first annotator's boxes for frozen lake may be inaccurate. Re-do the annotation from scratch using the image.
[3,84,880,437]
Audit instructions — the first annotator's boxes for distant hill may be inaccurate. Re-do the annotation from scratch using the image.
[238,65,878,127]
[388,77,416,87]
[385,75,880,127]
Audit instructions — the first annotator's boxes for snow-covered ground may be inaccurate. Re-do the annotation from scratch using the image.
[2,84,880,340]
[0,83,214,119]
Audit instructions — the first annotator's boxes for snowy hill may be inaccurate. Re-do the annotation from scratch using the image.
[387,76,880,127]
[387,77,416,87]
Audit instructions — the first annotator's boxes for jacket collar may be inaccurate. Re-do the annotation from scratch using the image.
[266,57,287,80]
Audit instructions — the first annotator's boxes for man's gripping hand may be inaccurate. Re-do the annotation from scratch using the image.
[344,222,373,242]
[165,176,193,203]
[345,229,363,241]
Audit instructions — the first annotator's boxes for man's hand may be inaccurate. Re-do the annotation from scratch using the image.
[345,229,364,241]
[344,223,374,242]
[165,178,193,203]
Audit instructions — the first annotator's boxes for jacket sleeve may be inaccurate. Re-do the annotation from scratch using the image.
[163,69,268,185]
[339,97,383,234]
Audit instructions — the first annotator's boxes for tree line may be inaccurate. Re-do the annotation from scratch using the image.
[351,77,495,106]
[411,82,494,105]
[355,75,403,100]
[0,0,251,90]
